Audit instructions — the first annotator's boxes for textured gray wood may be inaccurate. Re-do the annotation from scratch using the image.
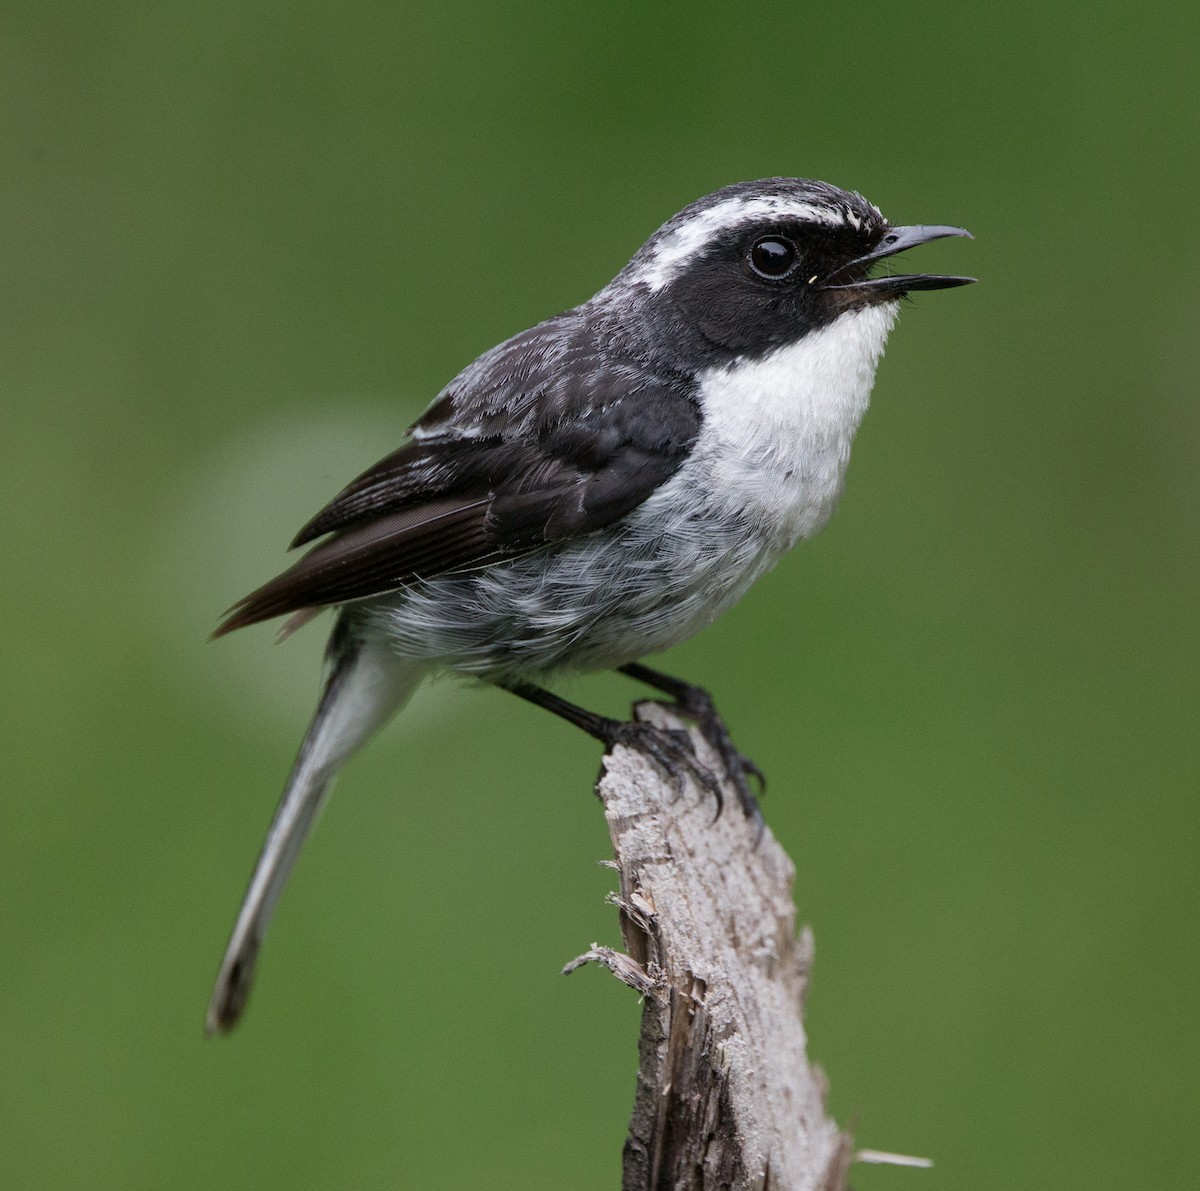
[573,701,852,1191]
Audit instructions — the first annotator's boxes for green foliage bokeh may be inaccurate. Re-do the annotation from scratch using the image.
[2,4,1197,1188]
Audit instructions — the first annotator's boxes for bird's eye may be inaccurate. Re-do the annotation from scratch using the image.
[749,237,798,279]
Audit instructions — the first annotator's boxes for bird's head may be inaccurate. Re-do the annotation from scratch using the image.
[609,178,974,368]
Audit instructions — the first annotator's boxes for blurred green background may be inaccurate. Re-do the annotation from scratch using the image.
[2,2,1196,1188]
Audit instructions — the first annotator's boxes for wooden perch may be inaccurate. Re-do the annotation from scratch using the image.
[567,701,853,1191]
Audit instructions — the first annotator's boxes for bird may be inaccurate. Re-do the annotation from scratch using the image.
[205,177,974,1034]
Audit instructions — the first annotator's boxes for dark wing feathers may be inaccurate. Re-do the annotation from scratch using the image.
[215,312,701,637]
[216,499,494,636]
[290,441,466,547]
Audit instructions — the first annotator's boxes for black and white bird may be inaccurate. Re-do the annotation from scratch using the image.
[206,177,973,1033]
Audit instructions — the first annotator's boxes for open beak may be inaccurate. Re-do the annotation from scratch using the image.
[824,224,975,298]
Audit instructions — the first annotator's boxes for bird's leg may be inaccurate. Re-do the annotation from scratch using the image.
[618,663,765,821]
[498,680,725,813]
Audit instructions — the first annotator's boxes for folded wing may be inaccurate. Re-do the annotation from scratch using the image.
[215,320,701,637]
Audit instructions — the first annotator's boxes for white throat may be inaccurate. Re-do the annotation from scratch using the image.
[691,302,899,547]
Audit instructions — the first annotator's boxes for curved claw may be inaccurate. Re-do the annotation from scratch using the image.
[607,720,725,816]
[671,688,766,821]
[615,665,772,824]
[736,751,767,795]
[724,755,766,829]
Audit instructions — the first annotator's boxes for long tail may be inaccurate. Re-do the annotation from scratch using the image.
[206,622,422,1034]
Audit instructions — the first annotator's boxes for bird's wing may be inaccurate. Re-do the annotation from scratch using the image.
[215,322,700,636]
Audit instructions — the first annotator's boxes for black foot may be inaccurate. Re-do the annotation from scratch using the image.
[498,680,725,813]
[619,664,766,826]
[601,718,727,814]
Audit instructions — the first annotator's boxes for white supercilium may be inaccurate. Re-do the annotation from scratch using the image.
[631,195,879,292]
